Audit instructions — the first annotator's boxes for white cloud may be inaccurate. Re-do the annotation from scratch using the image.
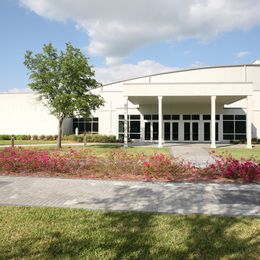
[234,51,250,58]
[95,60,176,84]
[20,0,260,63]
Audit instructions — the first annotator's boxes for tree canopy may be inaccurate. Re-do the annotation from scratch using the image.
[24,43,104,147]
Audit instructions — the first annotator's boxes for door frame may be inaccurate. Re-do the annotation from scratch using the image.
[163,120,180,142]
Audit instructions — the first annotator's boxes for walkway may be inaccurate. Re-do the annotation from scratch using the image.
[0,176,259,216]
[169,144,217,167]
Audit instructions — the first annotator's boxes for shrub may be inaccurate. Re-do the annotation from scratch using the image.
[65,134,117,143]
[0,147,91,173]
[45,135,55,141]
[15,135,31,140]
[205,152,260,182]
[0,135,11,140]
[39,135,45,140]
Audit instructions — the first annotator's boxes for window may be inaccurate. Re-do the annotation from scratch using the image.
[192,115,200,120]
[73,117,99,134]
[163,114,171,120]
[183,115,191,120]
[203,115,220,120]
[172,115,180,120]
[118,114,140,140]
[223,114,246,140]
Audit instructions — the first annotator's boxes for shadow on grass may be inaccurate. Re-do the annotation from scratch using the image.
[1,208,259,259]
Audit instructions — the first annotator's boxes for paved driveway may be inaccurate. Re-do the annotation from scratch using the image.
[0,176,259,216]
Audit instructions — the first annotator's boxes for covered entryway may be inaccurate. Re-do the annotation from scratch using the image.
[122,81,253,148]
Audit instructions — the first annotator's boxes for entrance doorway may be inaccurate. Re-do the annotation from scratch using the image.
[164,122,179,141]
[145,121,158,140]
[184,122,199,141]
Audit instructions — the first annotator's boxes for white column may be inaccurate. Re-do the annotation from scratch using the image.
[211,95,216,148]
[124,96,128,148]
[158,96,163,148]
[246,95,253,149]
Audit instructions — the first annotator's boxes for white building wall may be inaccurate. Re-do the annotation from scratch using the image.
[0,93,72,135]
[0,64,259,139]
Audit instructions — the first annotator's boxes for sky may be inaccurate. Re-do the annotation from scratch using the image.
[0,0,260,92]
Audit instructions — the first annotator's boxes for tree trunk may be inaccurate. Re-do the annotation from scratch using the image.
[57,118,64,149]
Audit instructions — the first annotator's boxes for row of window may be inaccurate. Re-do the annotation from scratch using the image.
[118,114,247,141]
[73,118,99,134]
[139,114,221,121]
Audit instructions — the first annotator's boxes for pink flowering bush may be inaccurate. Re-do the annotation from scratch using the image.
[142,152,195,180]
[0,147,95,173]
[0,147,259,183]
[205,152,260,182]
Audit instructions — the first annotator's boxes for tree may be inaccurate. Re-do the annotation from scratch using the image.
[24,43,104,148]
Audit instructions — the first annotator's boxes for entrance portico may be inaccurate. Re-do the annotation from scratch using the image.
[123,82,253,148]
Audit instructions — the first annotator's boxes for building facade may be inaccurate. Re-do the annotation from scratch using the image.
[1,62,260,148]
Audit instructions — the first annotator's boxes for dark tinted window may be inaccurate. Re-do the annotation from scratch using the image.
[172,115,180,120]
[192,115,200,120]
[183,115,191,120]
[144,114,151,120]
[223,121,234,133]
[235,115,246,120]
[203,115,211,120]
[130,115,140,120]
[223,115,234,120]
[163,114,171,120]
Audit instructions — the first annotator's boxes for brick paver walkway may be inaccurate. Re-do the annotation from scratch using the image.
[0,176,259,216]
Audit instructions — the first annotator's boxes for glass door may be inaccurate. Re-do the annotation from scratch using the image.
[145,122,151,140]
[192,122,199,141]
[152,122,158,140]
[184,122,190,141]
[164,122,171,140]
[172,122,179,140]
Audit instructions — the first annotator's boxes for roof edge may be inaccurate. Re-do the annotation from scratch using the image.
[103,63,260,86]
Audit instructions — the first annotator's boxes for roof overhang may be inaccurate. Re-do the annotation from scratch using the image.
[123,82,253,105]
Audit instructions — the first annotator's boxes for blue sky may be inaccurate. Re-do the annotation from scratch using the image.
[0,0,260,91]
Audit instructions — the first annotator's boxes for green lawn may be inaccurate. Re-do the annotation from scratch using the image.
[83,144,170,156]
[0,143,169,156]
[213,145,260,160]
[0,207,259,259]
[0,140,74,146]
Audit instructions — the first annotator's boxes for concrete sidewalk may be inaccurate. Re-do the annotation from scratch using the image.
[0,176,259,216]
[170,144,215,167]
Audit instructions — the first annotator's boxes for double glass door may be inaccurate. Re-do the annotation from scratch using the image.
[164,122,179,141]
[145,121,158,140]
[184,122,199,141]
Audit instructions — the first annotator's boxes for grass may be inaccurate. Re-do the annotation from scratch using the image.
[213,145,260,160]
[0,206,259,259]
[0,140,74,146]
[0,143,170,156]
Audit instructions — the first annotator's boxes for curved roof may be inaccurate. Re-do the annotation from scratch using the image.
[103,63,260,86]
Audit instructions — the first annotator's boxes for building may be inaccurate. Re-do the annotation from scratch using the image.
[1,61,260,148]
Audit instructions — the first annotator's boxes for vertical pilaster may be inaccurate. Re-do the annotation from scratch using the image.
[246,95,253,149]
[211,95,216,148]
[124,96,128,148]
[158,96,163,148]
